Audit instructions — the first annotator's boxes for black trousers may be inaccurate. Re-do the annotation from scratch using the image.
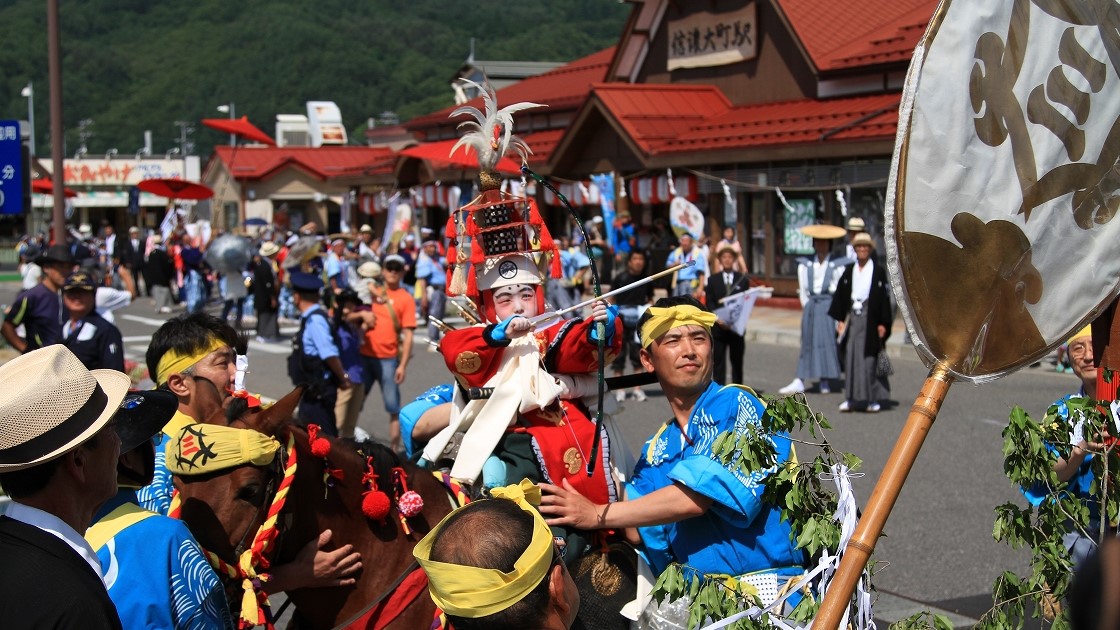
[712,326,745,386]
[297,385,338,435]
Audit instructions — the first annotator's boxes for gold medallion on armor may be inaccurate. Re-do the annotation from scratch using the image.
[455,351,481,374]
[563,447,581,474]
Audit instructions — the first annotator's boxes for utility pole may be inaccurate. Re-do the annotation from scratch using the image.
[174,120,195,156]
[77,118,93,155]
[48,0,65,243]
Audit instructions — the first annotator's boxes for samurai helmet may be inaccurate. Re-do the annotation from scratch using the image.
[442,79,561,305]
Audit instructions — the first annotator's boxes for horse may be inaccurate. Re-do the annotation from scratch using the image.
[173,386,457,629]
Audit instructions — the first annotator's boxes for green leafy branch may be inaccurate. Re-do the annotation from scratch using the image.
[649,393,868,627]
[979,401,1120,629]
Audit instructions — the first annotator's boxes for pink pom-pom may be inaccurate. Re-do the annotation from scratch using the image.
[362,491,391,521]
[397,490,424,517]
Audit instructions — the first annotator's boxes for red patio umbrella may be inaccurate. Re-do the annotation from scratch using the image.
[201,116,276,146]
[31,178,77,197]
[400,139,522,175]
[137,178,214,200]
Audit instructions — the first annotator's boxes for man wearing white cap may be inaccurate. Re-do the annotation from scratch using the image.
[325,238,352,294]
[844,217,866,260]
[357,224,379,262]
[0,345,130,629]
[145,234,174,314]
[416,239,447,348]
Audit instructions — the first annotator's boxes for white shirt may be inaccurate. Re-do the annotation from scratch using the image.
[851,259,874,306]
[5,500,105,583]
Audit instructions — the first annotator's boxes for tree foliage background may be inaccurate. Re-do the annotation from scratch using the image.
[0,0,629,156]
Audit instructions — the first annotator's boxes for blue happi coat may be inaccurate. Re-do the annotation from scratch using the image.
[627,382,805,577]
[91,490,234,630]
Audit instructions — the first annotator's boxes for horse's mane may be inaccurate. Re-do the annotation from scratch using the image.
[334,437,403,490]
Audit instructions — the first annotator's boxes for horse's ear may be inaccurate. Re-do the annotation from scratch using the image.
[252,386,304,436]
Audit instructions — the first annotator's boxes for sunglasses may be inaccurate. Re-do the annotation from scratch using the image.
[384,264,404,272]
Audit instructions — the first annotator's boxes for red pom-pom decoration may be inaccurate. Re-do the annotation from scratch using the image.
[307,424,332,459]
[397,490,424,517]
[362,491,391,521]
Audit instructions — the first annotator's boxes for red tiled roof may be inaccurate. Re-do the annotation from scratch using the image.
[212,146,395,181]
[775,0,937,71]
[406,47,616,130]
[590,83,898,156]
[521,129,565,166]
[589,83,733,155]
[666,93,900,153]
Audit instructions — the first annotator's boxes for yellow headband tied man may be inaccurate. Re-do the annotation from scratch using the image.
[640,304,719,348]
[413,479,554,618]
[155,335,227,386]
[165,423,280,476]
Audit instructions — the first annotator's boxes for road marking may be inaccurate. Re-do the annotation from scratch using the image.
[248,340,290,355]
[873,591,980,628]
[119,314,168,327]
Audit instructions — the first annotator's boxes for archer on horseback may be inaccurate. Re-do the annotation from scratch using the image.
[419,80,626,565]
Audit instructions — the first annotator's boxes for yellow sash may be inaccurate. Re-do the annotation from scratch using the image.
[85,502,158,551]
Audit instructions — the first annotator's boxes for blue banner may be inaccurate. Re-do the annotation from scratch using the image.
[590,173,615,248]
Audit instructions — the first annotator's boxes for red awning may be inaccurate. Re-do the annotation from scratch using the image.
[201,116,276,146]
[399,140,522,175]
[137,178,214,200]
[31,178,77,198]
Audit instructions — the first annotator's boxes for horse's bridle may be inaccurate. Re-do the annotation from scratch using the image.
[229,442,286,561]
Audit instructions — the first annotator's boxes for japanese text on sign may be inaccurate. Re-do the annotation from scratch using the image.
[667,3,757,71]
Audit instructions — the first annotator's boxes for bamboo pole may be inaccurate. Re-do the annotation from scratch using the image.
[814,365,954,629]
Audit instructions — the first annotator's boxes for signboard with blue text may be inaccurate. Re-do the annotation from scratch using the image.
[0,120,23,215]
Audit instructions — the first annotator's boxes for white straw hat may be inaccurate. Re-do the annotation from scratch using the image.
[0,346,131,471]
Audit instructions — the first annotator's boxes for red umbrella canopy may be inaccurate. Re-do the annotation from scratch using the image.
[31,178,77,197]
[201,116,276,146]
[137,178,214,200]
[399,140,522,175]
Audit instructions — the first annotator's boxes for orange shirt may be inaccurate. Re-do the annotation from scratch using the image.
[360,285,417,359]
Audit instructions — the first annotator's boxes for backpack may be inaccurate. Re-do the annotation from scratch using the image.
[287,309,341,401]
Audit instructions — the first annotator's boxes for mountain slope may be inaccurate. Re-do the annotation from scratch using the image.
[0,0,629,156]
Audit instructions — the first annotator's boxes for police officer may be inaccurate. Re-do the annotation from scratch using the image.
[1,244,74,353]
[61,271,125,372]
[289,271,350,435]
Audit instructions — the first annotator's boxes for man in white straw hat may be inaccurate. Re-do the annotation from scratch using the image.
[780,224,851,395]
[0,345,131,629]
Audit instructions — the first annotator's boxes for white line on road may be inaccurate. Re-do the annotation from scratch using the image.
[119,314,168,327]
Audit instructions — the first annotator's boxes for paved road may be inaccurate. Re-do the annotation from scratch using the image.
[10,290,1072,628]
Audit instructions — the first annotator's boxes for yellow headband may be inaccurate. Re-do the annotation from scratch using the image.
[413,479,554,618]
[640,304,718,348]
[166,423,280,476]
[155,336,227,386]
[1069,324,1092,346]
